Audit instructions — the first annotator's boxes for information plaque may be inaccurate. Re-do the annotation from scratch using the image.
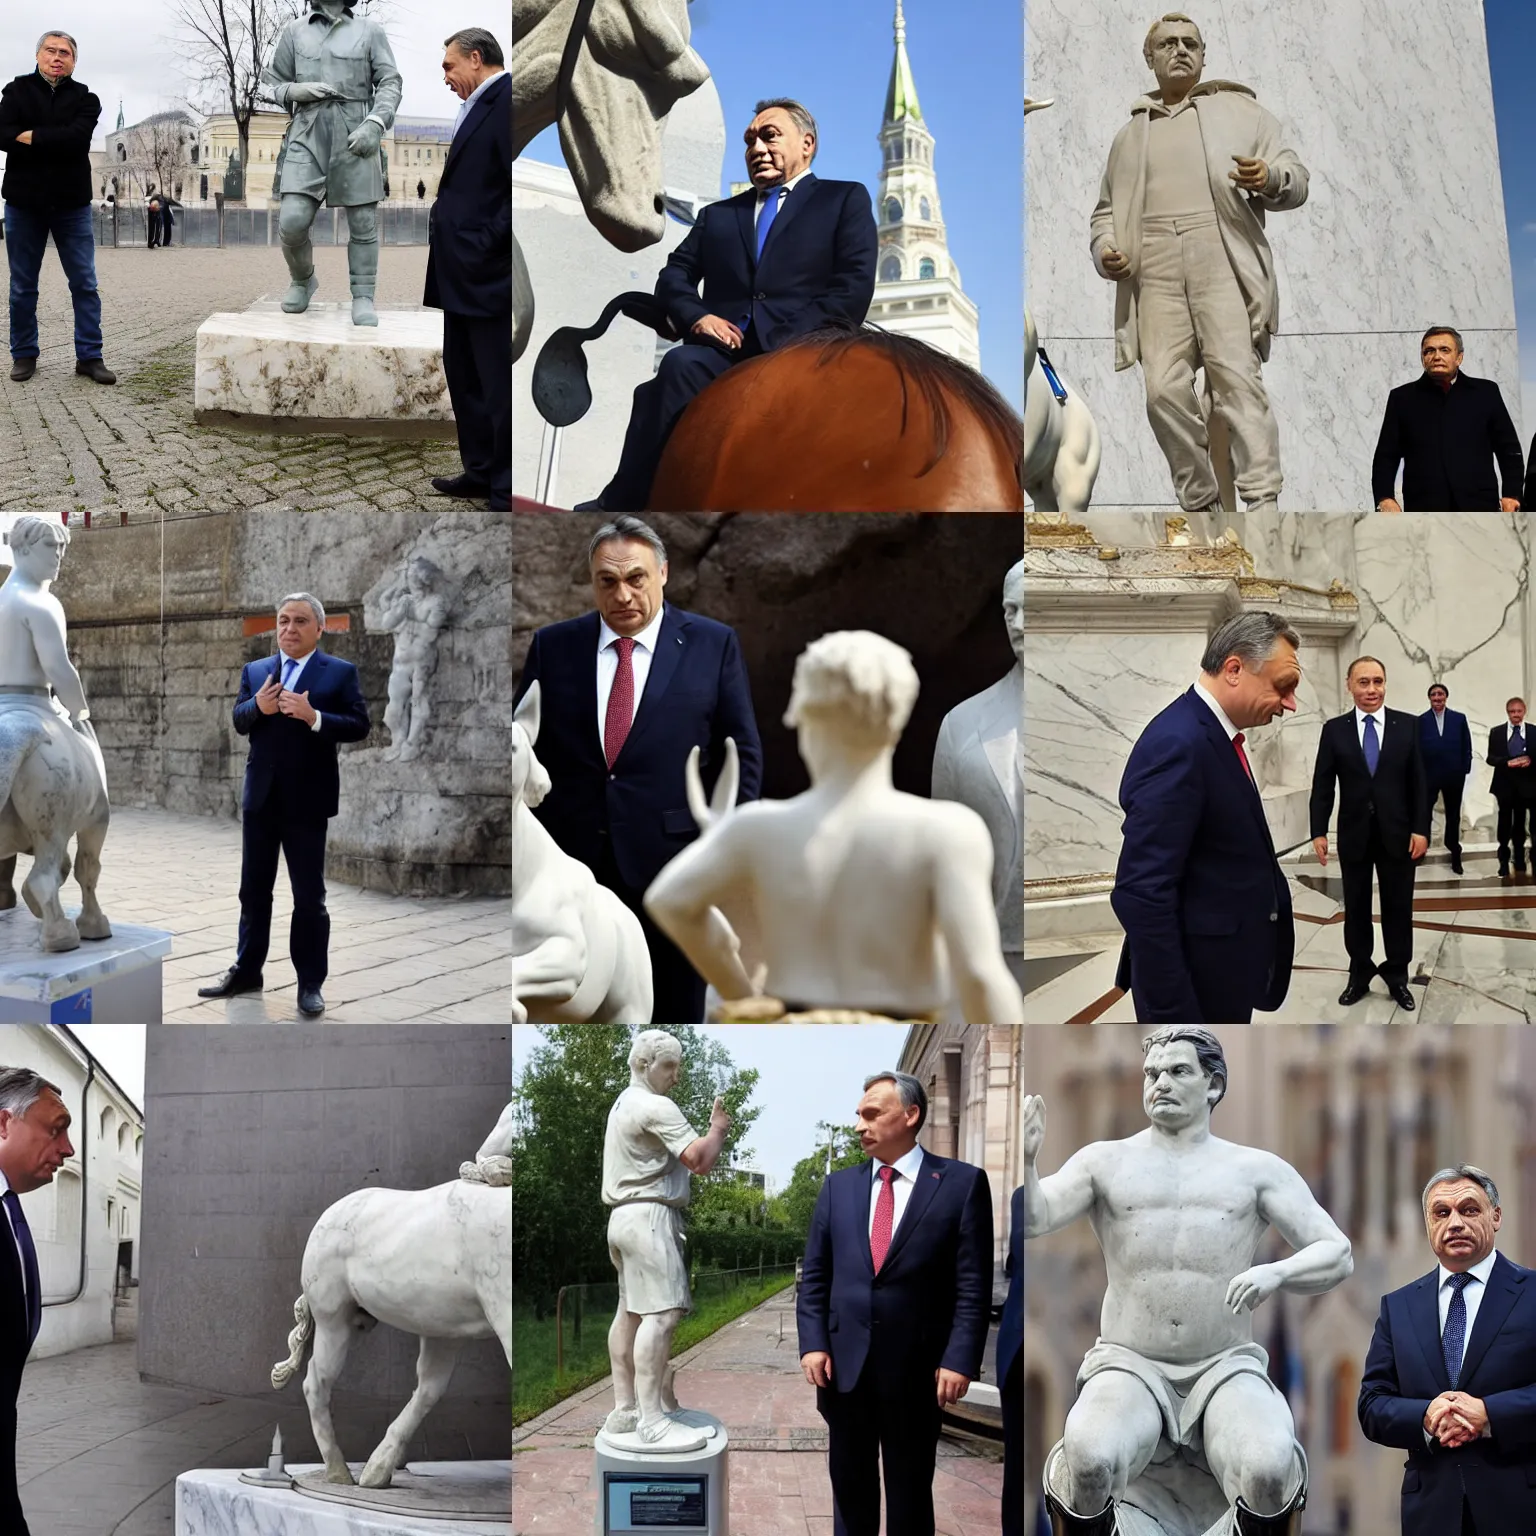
[604,1472,710,1532]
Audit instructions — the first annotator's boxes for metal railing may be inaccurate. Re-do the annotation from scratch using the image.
[91,202,432,248]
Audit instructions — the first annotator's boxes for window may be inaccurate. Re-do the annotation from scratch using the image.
[919,258,936,279]
[884,197,902,224]
[919,197,931,221]
[880,255,902,282]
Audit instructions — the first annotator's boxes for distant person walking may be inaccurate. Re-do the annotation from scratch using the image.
[146,197,161,248]
[160,198,174,247]
[0,31,116,384]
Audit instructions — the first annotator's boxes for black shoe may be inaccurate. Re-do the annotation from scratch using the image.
[75,358,116,385]
[1338,977,1372,1006]
[430,473,490,499]
[297,985,325,1017]
[1387,980,1416,1011]
[1451,855,1464,874]
[488,492,511,510]
[572,496,609,512]
[9,358,35,382]
[197,967,263,999]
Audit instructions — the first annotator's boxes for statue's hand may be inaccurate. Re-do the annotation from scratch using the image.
[1099,248,1130,279]
[1022,1094,1046,1162]
[1229,155,1270,192]
[708,1096,731,1134]
[1226,1263,1283,1314]
[288,81,340,106]
[347,119,384,157]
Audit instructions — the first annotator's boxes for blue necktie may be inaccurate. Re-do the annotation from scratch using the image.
[3,1192,40,1347]
[1512,727,1525,758]
[1363,714,1380,776]
[1443,1271,1474,1387]
[281,658,298,692]
[755,186,782,259]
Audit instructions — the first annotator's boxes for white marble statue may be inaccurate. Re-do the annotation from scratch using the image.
[1091,15,1309,518]
[0,516,111,952]
[1024,1028,1352,1536]
[512,682,653,1024]
[460,1100,513,1186]
[600,1030,729,1454]
[270,1105,512,1489]
[645,631,1024,1024]
[376,554,452,762]
[932,562,1022,967]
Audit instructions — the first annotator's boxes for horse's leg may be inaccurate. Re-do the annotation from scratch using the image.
[25,831,79,952]
[73,808,111,941]
[302,1307,360,1484]
[1054,397,1103,516]
[358,1335,464,1488]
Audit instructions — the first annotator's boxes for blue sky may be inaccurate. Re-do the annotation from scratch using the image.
[522,0,1023,410]
[1487,0,1536,430]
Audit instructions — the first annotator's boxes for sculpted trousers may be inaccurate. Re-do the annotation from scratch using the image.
[1135,215,1282,510]
[235,793,331,987]
[1429,777,1464,854]
[1341,822,1416,986]
[1496,796,1530,870]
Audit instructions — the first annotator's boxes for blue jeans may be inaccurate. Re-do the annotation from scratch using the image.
[3,202,103,360]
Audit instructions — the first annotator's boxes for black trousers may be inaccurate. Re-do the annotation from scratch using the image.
[442,309,511,498]
[1001,1355,1022,1536]
[594,840,705,1025]
[0,1378,27,1536]
[234,797,330,987]
[818,1356,943,1536]
[1429,776,1464,853]
[1496,796,1530,870]
[1341,821,1416,986]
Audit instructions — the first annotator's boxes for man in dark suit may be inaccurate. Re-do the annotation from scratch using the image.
[424,28,510,511]
[1419,683,1472,875]
[1359,1163,1536,1536]
[1112,610,1301,1024]
[0,1067,74,1536]
[797,1071,993,1536]
[1310,656,1430,1010]
[1525,432,1536,512]
[999,1183,1024,1536]
[1373,327,1523,511]
[1486,697,1536,883]
[512,517,762,1023]
[198,593,372,1017]
[580,98,877,511]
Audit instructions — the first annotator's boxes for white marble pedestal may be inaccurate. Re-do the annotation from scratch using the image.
[0,918,169,1023]
[593,1425,729,1535]
[194,301,456,439]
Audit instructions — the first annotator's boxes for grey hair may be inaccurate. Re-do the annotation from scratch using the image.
[1422,1164,1500,1215]
[1422,325,1464,352]
[863,1070,927,1132]
[277,591,325,628]
[1142,1026,1228,1108]
[9,515,70,556]
[589,516,667,569]
[629,1030,683,1074]
[1200,610,1300,677]
[37,31,78,58]
[443,28,504,68]
[0,1068,62,1119]
[753,98,819,160]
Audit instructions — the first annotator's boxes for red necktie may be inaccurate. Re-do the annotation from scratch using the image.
[604,637,636,769]
[1233,732,1255,784]
[870,1166,897,1273]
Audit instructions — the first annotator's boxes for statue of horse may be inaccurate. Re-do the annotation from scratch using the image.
[512,682,653,1024]
[270,1146,511,1489]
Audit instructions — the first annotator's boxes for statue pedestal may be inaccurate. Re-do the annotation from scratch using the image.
[0,919,170,1023]
[593,1423,730,1535]
[194,300,456,439]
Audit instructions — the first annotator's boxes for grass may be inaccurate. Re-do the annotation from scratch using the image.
[513,1268,797,1427]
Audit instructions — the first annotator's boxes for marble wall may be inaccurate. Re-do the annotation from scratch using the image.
[1026,0,1522,511]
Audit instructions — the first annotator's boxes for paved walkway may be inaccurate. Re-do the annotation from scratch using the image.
[513,1290,1005,1535]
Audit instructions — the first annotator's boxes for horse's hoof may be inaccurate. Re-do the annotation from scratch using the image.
[324,1465,356,1486]
[42,927,81,953]
[358,1459,394,1489]
[77,915,112,941]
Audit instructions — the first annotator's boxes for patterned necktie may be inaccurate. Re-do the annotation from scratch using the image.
[870,1166,897,1273]
[604,637,636,769]
[1443,1271,1474,1388]
[756,186,782,259]
[1232,732,1255,785]
[3,1192,40,1347]
[1363,714,1380,776]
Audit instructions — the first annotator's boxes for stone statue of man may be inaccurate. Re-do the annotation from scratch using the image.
[601,1030,730,1453]
[1024,1027,1352,1536]
[1091,13,1308,517]
[0,517,92,731]
[263,0,403,326]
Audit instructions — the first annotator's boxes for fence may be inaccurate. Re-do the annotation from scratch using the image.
[91,202,432,249]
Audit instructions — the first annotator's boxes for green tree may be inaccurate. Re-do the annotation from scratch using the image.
[779,1122,867,1239]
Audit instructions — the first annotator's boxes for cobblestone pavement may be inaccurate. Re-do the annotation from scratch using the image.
[513,1290,1005,1535]
[0,244,464,518]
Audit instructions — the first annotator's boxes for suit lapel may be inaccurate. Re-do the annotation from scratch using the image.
[1458,1253,1525,1390]
[1407,1271,1452,1392]
[757,173,817,267]
[577,613,605,764]
[1188,690,1271,849]
[616,608,685,763]
[735,192,757,267]
[851,1168,876,1278]
[881,1152,943,1273]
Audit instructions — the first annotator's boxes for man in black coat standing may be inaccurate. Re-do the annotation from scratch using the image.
[1486,697,1536,884]
[1373,327,1523,511]
[424,27,510,512]
[1418,682,1473,875]
[0,31,116,384]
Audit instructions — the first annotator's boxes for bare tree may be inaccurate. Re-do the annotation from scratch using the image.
[144,112,196,204]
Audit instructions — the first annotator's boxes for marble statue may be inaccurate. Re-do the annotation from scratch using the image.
[460,1100,513,1186]
[1091,14,1308,517]
[511,0,711,361]
[932,562,1023,970]
[645,631,1025,1024]
[270,1103,512,1488]
[376,554,452,762]
[1024,1028,1352,1536]
[512,682,653,1024]
[263,0,404,326]
[600,1030,729,1454]
[0,517,111,953]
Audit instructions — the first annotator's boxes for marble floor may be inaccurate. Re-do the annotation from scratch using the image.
[1025,846,1536,1024]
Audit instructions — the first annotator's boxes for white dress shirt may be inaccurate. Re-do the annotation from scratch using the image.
[1438,1249,1499,1359]
[276,648,324,733]
[1356,707,1385,750]
[1432,710,1446,736]
[754,167,811,232]
[595,605,666,747]
[0,1167,25,1307]
[452,68,504,140]
[866,1143,926,1243]
[1192,679,1239,741]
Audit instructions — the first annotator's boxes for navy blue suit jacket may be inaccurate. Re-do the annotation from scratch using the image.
[656,173,877,353]
[1418,707,1472,786]
[512,607,762,892]
[233,652,371,820]
[424,71,510,317]
[997,1184,1023,1385]
[796,1152,993,1393]
[1359,1253,1536,1536]
[1110,687,1294,1021]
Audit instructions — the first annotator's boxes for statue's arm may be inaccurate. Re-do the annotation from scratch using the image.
[1024,1145,1098,1239]
[261,25,299,108]
[932,811,1023,1024]
[1256,1154,1353,1293]
[27,599,87,717]
[365,25,404,130]
[1250,105,1308,210]
[642,829,754,1000]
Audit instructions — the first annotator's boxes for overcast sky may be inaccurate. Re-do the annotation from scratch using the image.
[71,1025,146,1112]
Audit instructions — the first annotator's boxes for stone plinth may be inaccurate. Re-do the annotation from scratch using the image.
[194,301,455,439]
[0,918,169,1023]
[593,1426,730,1535]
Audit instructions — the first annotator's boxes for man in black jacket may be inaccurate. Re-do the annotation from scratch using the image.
[1486,698,1536,883]
[1372,327,1522,511]
[0,32,115,384]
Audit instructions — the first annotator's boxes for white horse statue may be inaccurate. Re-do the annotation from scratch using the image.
[512,682,653,1024]
[270,1109,513,1489]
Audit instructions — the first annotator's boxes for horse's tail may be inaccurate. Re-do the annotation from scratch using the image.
[270,1292,314,1389]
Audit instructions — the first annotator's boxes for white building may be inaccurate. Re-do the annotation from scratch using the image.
[0,1027,143,1360]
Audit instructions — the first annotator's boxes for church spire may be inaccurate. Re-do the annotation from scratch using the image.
[884,0,922,125]
[115,100,125,132]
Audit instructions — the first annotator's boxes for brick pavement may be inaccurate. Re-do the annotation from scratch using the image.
[0,244,463,517]
[512,1289,1005,1536]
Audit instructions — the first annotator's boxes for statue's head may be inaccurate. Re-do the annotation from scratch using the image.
[1003,561,1024,666]
[1143,13,1205,95]
[1141,1026,1226,1128]
[9,516,69,583]
[630,1029,684,1093]
[784,631,919,772]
